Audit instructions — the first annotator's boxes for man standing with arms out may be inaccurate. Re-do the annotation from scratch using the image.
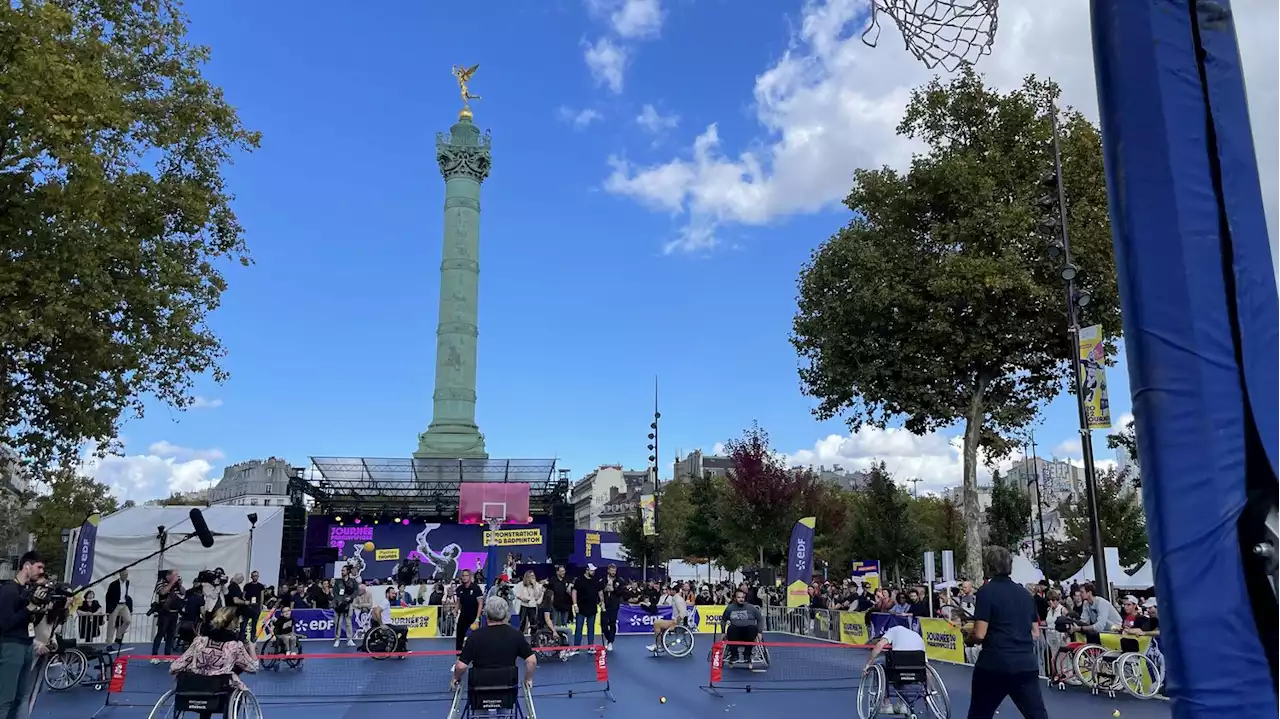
[571,564,603,651]
[241,572,264,644]
[547,566,572,628]
[332,565,358,648]
[105,569,133,646]
[454,569,484,652]
[0,552,44,719]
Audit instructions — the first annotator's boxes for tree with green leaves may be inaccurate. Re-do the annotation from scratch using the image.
[0,1,260,470]
[792,69,1119,580]
[682,472,726,565]
[986,469,1032,552]
[848,462,921,582]
[653,477,692,562]
[30,467,118,578]
[909,494,967,572]
[722,423,816,568]
[1059,466,1148,570]
[1106,418,1140,483]
[617,512,658,569]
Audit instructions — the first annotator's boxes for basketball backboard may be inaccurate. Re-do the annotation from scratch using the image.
[459,482,531,525]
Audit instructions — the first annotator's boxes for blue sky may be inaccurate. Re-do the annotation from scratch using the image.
[86,0,1277,502]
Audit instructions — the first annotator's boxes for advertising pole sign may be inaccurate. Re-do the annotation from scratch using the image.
[786,517,817,608]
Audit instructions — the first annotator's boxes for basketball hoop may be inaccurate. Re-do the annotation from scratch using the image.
[862,0,1000,72]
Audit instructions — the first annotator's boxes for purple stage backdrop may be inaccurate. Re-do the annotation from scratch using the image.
[305,518,548,580]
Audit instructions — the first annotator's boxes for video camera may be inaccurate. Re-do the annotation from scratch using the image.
[195,568,225,586]
[26,581,74,614]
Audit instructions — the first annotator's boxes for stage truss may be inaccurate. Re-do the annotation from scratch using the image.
[290,457,566,517]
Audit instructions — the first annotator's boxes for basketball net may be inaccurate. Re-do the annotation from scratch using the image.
[863,0,1000,72]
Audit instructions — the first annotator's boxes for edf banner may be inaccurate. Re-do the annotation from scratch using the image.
[70,513,101,587]
[786,517,816,608]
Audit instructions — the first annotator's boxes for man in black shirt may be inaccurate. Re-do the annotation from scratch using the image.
[547,566,572,628]
[0,551,44,719]
[332,566,358,648]
[225,574,246,640]
[151,570,183,661]
[600,564,627,651]
[571,564,603,650]
[966,547,1048,719]
[451,596,536,694]
[454,569,485,652]
[241,571,264,644]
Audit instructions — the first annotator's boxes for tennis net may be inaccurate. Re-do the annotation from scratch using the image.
[101,645,611,708]
[705,639,871,694]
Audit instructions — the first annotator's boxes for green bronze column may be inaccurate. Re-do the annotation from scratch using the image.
[415,107,490,459]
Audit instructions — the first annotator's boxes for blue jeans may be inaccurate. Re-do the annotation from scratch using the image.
[0,642,34,719]
[552,609,570,628]
[574,611,596,647]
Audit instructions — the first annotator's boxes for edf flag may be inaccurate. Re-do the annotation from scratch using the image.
[70,513,102,586]
[785,516,816,608]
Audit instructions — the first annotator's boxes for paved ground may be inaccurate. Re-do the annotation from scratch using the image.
[33,634,1172,718]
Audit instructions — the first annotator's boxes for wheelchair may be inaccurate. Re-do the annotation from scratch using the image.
[530,628,572,663]
[857,651,951,719]
[363,624,404,659]
[147,672,262,719]
[258,632,306,670]
[447,666,537,719]
[652,614,697,658]
[1055,638,1163,699]
[42,639,125,692]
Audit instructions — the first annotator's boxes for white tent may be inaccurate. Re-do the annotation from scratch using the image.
[1115,560,1155,590]
[1010,554,1045,585]
[1064,547,1127,588]
[72,505,284,591]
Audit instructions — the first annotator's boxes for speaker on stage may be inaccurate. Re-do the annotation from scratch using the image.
[549,501,574,565]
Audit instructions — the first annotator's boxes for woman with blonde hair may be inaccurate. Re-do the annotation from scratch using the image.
[514,570,541,635]
[169,607,258,691]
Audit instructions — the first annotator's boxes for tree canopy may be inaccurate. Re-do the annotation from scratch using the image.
[847,462,921,582]
[30,467,118,578]
[0,0,260,469]
[1060,466,1148,571]
[986,469,1032,552]
[722,423,816,567]
[791,69,1119,579]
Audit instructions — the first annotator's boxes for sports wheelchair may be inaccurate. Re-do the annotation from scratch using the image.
[42,639,126,692]
[706,623,770,669]
[652,613,698,658]
[857,650,951,719]
[147,672,261,719]
[363,624,406,659]
[258,631,306,670]
[530,628,573,663]
[1051,636,1163,699]
[447,666,537,719]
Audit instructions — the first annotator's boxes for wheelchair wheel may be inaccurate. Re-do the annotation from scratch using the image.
[661,625,694,658]
[285,640,304,669]
[1071,644,1107,689]
[1052,648,1082,686]
[365,626,398,659]
[1117,652,1163,699]
[857,663,886,719]
[750,641,770,667]
[147,689,177,719]
[258,639,279,670]
[230,689,263,719]
[44,648,88,691]
[923,663,952,719]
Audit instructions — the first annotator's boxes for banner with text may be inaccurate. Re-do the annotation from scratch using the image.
[919,617,965,663]
[838,611,869,645]
[314,520,549,580]
[639,495,656,536]
[70,513,102,587]
[1078,324,1112,429]
[786,517,816,608]
[255,606,440,641]
[850,560,881,592]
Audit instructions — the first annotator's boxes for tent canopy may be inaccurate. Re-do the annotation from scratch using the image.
[1064,547,1128,588]
[1010,554,1045,585]
[1114,560,1155,590]
[79,505,284,591]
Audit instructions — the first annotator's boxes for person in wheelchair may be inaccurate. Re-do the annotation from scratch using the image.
[270,605,299,655]
[721,588,765,664]
[169,607,258,692]
[646,585,688,653]
[863,624,928,716]
[366,606,409,657]
[450,597,537,693]
[532,582,573,659]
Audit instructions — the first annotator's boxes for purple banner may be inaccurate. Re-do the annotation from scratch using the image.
[70,514,102,587]
[868,612,920,638]
[785,517,816,607]
[616,603,701,633]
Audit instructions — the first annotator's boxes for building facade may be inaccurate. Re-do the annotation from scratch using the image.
[572,465,649,530]
[208,458,299,507]
[0,448,32,580]
[672,450,733,483]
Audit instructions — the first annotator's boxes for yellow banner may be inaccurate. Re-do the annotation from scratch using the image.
[919,617,966,663]
[786,582,810,608]
[838,611,869,644]
[1078,324,1112,430]
[481,528,545,547]
[375,548,400,561]
[388,605,438,638]
[640,495,656,536]
[694,604,726,634]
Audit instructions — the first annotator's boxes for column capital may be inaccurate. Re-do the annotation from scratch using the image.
[437,118,492,182]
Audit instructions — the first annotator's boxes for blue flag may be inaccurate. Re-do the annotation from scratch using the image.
[70,513,102,587]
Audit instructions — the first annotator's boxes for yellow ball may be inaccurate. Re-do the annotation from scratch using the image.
[659,697,667,704]
[1113,712,1121,717]
[364,541,375,551]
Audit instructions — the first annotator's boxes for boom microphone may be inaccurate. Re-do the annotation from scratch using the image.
[189,508,216,548]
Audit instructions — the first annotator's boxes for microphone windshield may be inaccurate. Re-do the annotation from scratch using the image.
[189,508,216,548]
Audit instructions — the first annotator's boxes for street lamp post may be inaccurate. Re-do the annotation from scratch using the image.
[1040,102,1108,593]
[646,376,661,569]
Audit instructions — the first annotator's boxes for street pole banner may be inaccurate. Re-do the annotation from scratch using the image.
[786,517,816,608]
[71,513,102,587]
[1078,324,1112,429]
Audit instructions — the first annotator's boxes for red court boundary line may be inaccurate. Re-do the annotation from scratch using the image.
[716,641,873,649]
[121,644,607,662]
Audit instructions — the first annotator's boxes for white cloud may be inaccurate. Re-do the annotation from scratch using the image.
[636,104,679,134]
[1052,440,1080,458]
[606,0,1279,255]
[583,37,628,94]
[190,396,223,409]
[783,425,1026,496]
[587,0,664,39]
[559,106,604,130]
[82,443,224,503]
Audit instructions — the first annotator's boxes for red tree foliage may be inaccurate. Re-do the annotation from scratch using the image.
[724,422,815,517]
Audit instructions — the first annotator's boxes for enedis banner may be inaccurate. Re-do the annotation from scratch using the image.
[838,611,868,644]
[918,617,965,664]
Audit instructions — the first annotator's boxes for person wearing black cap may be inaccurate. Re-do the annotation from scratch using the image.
[964,546,1048,719]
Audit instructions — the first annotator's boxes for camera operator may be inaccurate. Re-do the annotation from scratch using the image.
[150,570,184,662]
[200,568,226,616]
[0,551,45,719]
[241,571,264,643]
